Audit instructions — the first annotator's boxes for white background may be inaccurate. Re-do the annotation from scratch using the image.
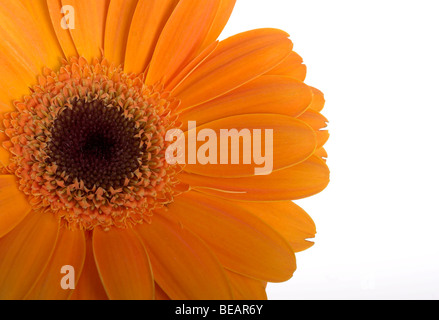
[220,0,439,299]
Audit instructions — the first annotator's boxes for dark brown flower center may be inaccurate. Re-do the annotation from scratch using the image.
[48,99,144,190]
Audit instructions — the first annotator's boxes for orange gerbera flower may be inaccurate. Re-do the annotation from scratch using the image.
[0,0,329,300]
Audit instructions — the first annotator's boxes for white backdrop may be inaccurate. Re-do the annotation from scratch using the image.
[220,0,439,300]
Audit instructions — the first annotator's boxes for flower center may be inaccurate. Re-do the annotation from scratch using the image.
[2,57,186,231]
[48,99,144,190]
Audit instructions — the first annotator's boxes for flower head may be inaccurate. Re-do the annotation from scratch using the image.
[0,0,329,300]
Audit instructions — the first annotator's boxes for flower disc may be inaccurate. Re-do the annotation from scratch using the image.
[2,57,184,230]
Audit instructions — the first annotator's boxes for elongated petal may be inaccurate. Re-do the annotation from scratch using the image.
[0,211,59,299]
[19,0,65,67]
[0,1,59,69]
[266,51,307,81]
[136,214,233,299]
[154,283,171,300]
[179,155,330,201]
[0,175,32,238]
[145,0,222,85]
[226,271,267,300]
[179,76,312,128]
[124,0,179,74]
[46,0,78,58]
[199,0,236,50]
[104,0,139,66]
[165,40,219,91]
[25,227,86,300]
[0,1,54,110]
[173,28,293,109]
[234,201,317,253]
[69,232,108,300]
[298,109,329,149]
[167,191,296,282]
[0,146,10,169]
[309,87,325,112]
[182,114,316,177]
[61,0,110,61]
[315,147,328,161]
[93,228,154,300]
[298,109,328,131]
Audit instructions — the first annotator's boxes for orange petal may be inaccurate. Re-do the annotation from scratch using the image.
[179,76,312,129]
[298,109,329,149]
[0,1,59,69]
[309,87,325,112]
[25,227,86,300]
[0,175,32,238]
[198,0,236,51]
[0,145,10,168]
[182,114,316,177]
[315,147,328,161]
[154,283,171,300]
[0,210,59,299]
[93,228,154,300]
[61,0,110,61]
[135,213,233,299]
[166,191,296,282]
[19,0,64,68]
[226,270,267,300]
[234,201,316,253]
[104,0,139,67]
[145,0,222,85]
[46,0,78,58]
[265,51,307,81]
[0,1,56,110]
[69,232,108,300]
[165,40,219,91]
[173,28,293,109]
[179,155,330,201]
[124,0,179,74]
